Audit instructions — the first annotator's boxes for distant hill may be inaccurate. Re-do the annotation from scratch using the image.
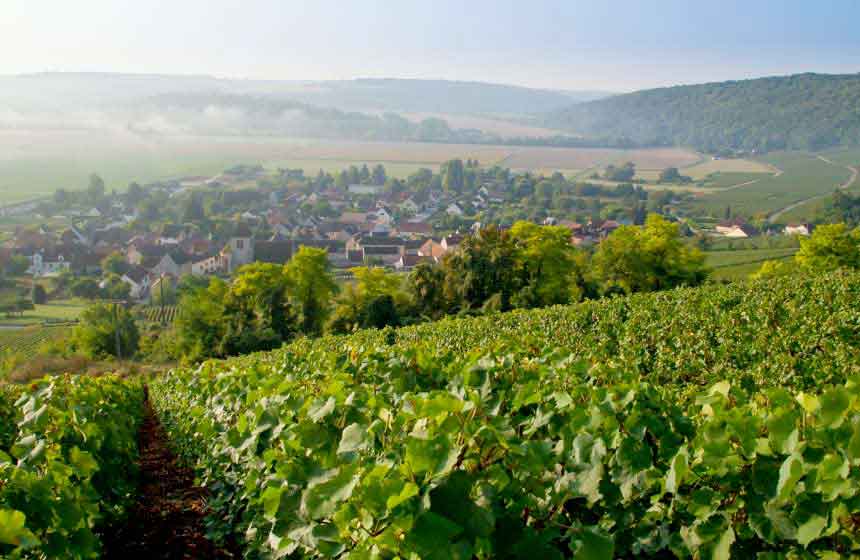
[545,72,860,152]
[0,72,611,116]
[277,78,611,114]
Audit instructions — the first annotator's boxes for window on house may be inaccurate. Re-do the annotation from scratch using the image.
[236,240,244,249]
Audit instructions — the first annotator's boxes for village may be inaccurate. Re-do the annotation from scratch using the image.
[0,160,812,304]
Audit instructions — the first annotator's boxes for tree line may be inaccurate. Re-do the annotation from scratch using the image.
[161,214,706,362]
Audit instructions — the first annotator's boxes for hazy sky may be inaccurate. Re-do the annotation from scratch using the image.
[3,0,860,91]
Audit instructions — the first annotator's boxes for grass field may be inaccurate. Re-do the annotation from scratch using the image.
[698,171,773,188]
[0,299,86,327]
[682,157,774,179]
[690,151,853,217]
[705,247,797,280]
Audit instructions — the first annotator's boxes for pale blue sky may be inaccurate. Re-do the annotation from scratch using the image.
[2,0,859,91]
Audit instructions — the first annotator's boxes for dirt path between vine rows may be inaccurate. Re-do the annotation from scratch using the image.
[103,390,235,559]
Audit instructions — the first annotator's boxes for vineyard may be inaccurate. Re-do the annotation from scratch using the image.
[2,272,859,558]
[0,325,72,358]
[148,271,860,559]
[138,305,179,325]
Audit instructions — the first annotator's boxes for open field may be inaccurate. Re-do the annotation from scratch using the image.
[504,146,701,170]
[0,130,705,203]
[0,299,86,327]
[697,171,773,188]
[682,157,775,179]
[705,247,797,280]
[689,151,853,217]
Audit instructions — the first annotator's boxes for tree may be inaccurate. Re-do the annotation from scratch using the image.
[592,214,708,294]
[182,193,206,222]
[658,167,681,183]
[31,283,47,305]
[73,303,139,359]
[372,164,387,185]
[604,162,635,182]
[795,223,860,271]
[101,274,131,300]
[53,189,69,205]
[329,267,407,332]
[101,252,127,276]
[70,278,102,299]
[173,278,229,362]
[87,173,106,202]
[364,295,398,329]
[443,227,522,311]
[4,255,30,276]
[509,221,586,307]
[219,262,294,356]
[285,246,337,336]
[409,262,447,319]
[126,182,145,205]
[442,159,465,194]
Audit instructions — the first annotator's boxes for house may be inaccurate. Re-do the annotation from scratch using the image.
[253,240,295,265]
[785,223,813,236]
[121,266,151,299]
[418,239,446,259]
[192,254,223,277]
[394,254,435,271]
[150,251,193,277]
[363,245,402,266]
[26,249,72,277]
[446,203,464,216]
[339,212,372,226]
[158,224,188,245]
[374,208,393,225]
[399,198,419,215]
[220,224,255,273]
[441,235,463,252]
[395,221,433,238]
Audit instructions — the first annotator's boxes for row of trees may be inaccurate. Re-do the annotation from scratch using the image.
[167,215,707,362]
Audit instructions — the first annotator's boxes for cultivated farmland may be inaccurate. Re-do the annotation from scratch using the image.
[0,129,705,204]
[0,325,72,358]
[689,151,853,217]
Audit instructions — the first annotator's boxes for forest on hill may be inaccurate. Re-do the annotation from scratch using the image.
[547,72,860,152]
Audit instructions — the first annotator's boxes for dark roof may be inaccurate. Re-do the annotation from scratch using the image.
[134,245,170,258]
[396,222,433,234]
[364,245,401,255]
[254,241,295,264]
[404,239,426,250]
[234,223,254,238]
[356,236,404,247]
[167,251,192,265]
[401,255,434,267]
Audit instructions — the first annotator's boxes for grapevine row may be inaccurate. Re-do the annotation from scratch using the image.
[0,375,143,558]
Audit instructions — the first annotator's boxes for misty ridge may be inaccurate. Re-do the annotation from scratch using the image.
[0,72,611,144]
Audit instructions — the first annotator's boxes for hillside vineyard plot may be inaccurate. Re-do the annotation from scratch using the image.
[152,271,860,559]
